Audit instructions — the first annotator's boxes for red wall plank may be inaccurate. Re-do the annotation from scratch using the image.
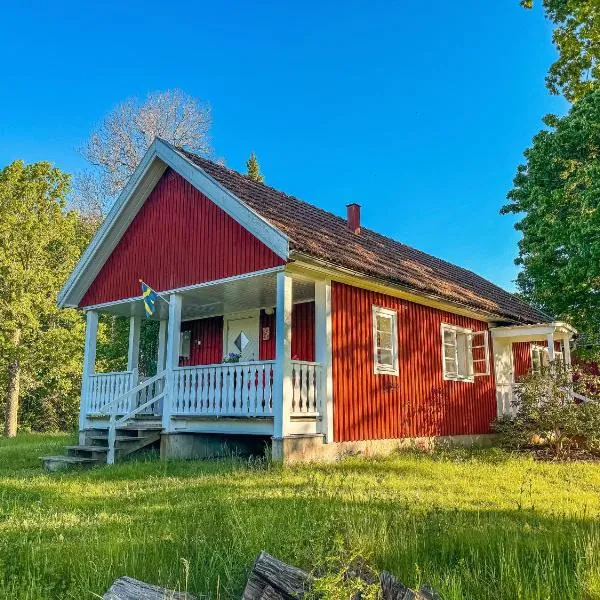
[331,282,497,442]
[179,317,223,367]
[259,302,315,362]
[80,169,284,306]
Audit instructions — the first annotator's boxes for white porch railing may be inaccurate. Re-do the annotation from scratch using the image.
[86,371,136,414]
[291,360,323,415]
[85,360,324,422]
[171,361,276,417]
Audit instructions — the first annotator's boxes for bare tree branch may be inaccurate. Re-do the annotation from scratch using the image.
[79,89,212,210]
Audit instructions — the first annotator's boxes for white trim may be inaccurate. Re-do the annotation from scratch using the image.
[315,280,334,443]
[80,266,285,311]
[273,272,293,438]
[58,138,289,308]
[79,310,98,439]
[127,315,141,372]
[372,306,399,376]
[163,293,182,431]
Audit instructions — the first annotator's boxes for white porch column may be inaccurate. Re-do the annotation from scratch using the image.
[127,315,141,379]
[547,332,555,361]
[490,334,514,416]
[163,294,182,431]
[157,319,168,373]
[315,279,334,443]
[563,337,572,366]
[79,310,99,440]
[273,271,293,439]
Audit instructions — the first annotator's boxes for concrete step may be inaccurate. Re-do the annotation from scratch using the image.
[87,435,145,443]
[41,455,100,472]
[65,445,110,459]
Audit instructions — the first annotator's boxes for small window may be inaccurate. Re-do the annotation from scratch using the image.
[441,324,490,381]
[531,345,545,374]
[372,306,399,375]
[179,330,191,359]
[531,344,563,374]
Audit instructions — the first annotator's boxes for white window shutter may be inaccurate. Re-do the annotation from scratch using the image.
[470,330,490,376]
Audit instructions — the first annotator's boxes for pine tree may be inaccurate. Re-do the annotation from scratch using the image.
[246,152,264,183]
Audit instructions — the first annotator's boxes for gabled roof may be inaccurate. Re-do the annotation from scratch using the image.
[179,147,550,325]
[60,138,550,324]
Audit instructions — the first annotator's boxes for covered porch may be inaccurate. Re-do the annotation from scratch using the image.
[490,321,576,415]
[79,269,334,454]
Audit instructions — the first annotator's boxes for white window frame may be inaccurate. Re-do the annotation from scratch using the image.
[372,306,399,376]
[441,323,490,382]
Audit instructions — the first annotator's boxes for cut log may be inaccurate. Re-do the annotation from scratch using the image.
[103,576,197,600]
[380,571,418,600]
[380,572,440,600]
[242,551,312,600]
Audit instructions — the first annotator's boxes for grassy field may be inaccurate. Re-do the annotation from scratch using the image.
[1,436,600,599]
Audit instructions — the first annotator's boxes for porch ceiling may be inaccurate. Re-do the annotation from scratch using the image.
[92,272,316,320]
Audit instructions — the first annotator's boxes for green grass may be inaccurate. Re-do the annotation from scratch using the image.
[1,435,600,599]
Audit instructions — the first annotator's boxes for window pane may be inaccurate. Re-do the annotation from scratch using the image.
[378,348,393,366]
[456,332,469,377]
[376,315,392,334]
[377,331,393,349]
[444,357,457,373]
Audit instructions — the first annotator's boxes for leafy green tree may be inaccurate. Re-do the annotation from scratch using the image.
[502,88,600,345]
[246,152,265,183]
[522,0,600,102]
[0,161,93,436]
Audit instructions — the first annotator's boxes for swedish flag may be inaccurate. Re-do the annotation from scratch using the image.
[140,281,158,317]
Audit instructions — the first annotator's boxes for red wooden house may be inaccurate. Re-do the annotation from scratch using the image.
[44,139,576,468]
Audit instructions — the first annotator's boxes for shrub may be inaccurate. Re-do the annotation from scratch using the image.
[493,361,600,458]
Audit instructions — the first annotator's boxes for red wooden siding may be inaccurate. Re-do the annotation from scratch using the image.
[331,282,497,442]
[181,303,315,367]
[512,340,564,379]
[80,169,284,307]
[259,302,315,362]
[179,317,223,367]
[512,342,532,379]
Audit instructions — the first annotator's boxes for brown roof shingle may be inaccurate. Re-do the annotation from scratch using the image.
[180,148,550,324]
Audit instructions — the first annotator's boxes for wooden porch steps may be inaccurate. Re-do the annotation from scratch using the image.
[41,425,162,471]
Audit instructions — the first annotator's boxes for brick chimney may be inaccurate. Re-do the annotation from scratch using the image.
[346,203,361,234]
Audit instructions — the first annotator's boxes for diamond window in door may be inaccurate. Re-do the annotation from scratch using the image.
[234,331,250,353]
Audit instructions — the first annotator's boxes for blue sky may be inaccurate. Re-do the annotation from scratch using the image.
[0,1,566,290]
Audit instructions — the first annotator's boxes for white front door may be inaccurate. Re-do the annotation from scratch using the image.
[224,313,260,362]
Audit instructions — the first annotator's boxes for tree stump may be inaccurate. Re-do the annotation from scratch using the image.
[103,576,197,600]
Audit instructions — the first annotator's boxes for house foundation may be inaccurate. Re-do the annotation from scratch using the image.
[160,433,270,460]
[271,433,500,464]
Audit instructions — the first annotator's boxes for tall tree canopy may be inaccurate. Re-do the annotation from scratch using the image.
[502,88,600,342]
[77,89,212,212]
[246,152,265,183]
[522,0,600,102]
[0,161,93,435]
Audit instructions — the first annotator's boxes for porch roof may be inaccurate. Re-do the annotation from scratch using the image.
[489,321,576,342]
[86,270,316,320]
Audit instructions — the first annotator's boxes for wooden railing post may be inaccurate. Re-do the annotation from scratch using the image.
[273,272,293,439]
[79,310,98,443]
[163,294,182,431]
